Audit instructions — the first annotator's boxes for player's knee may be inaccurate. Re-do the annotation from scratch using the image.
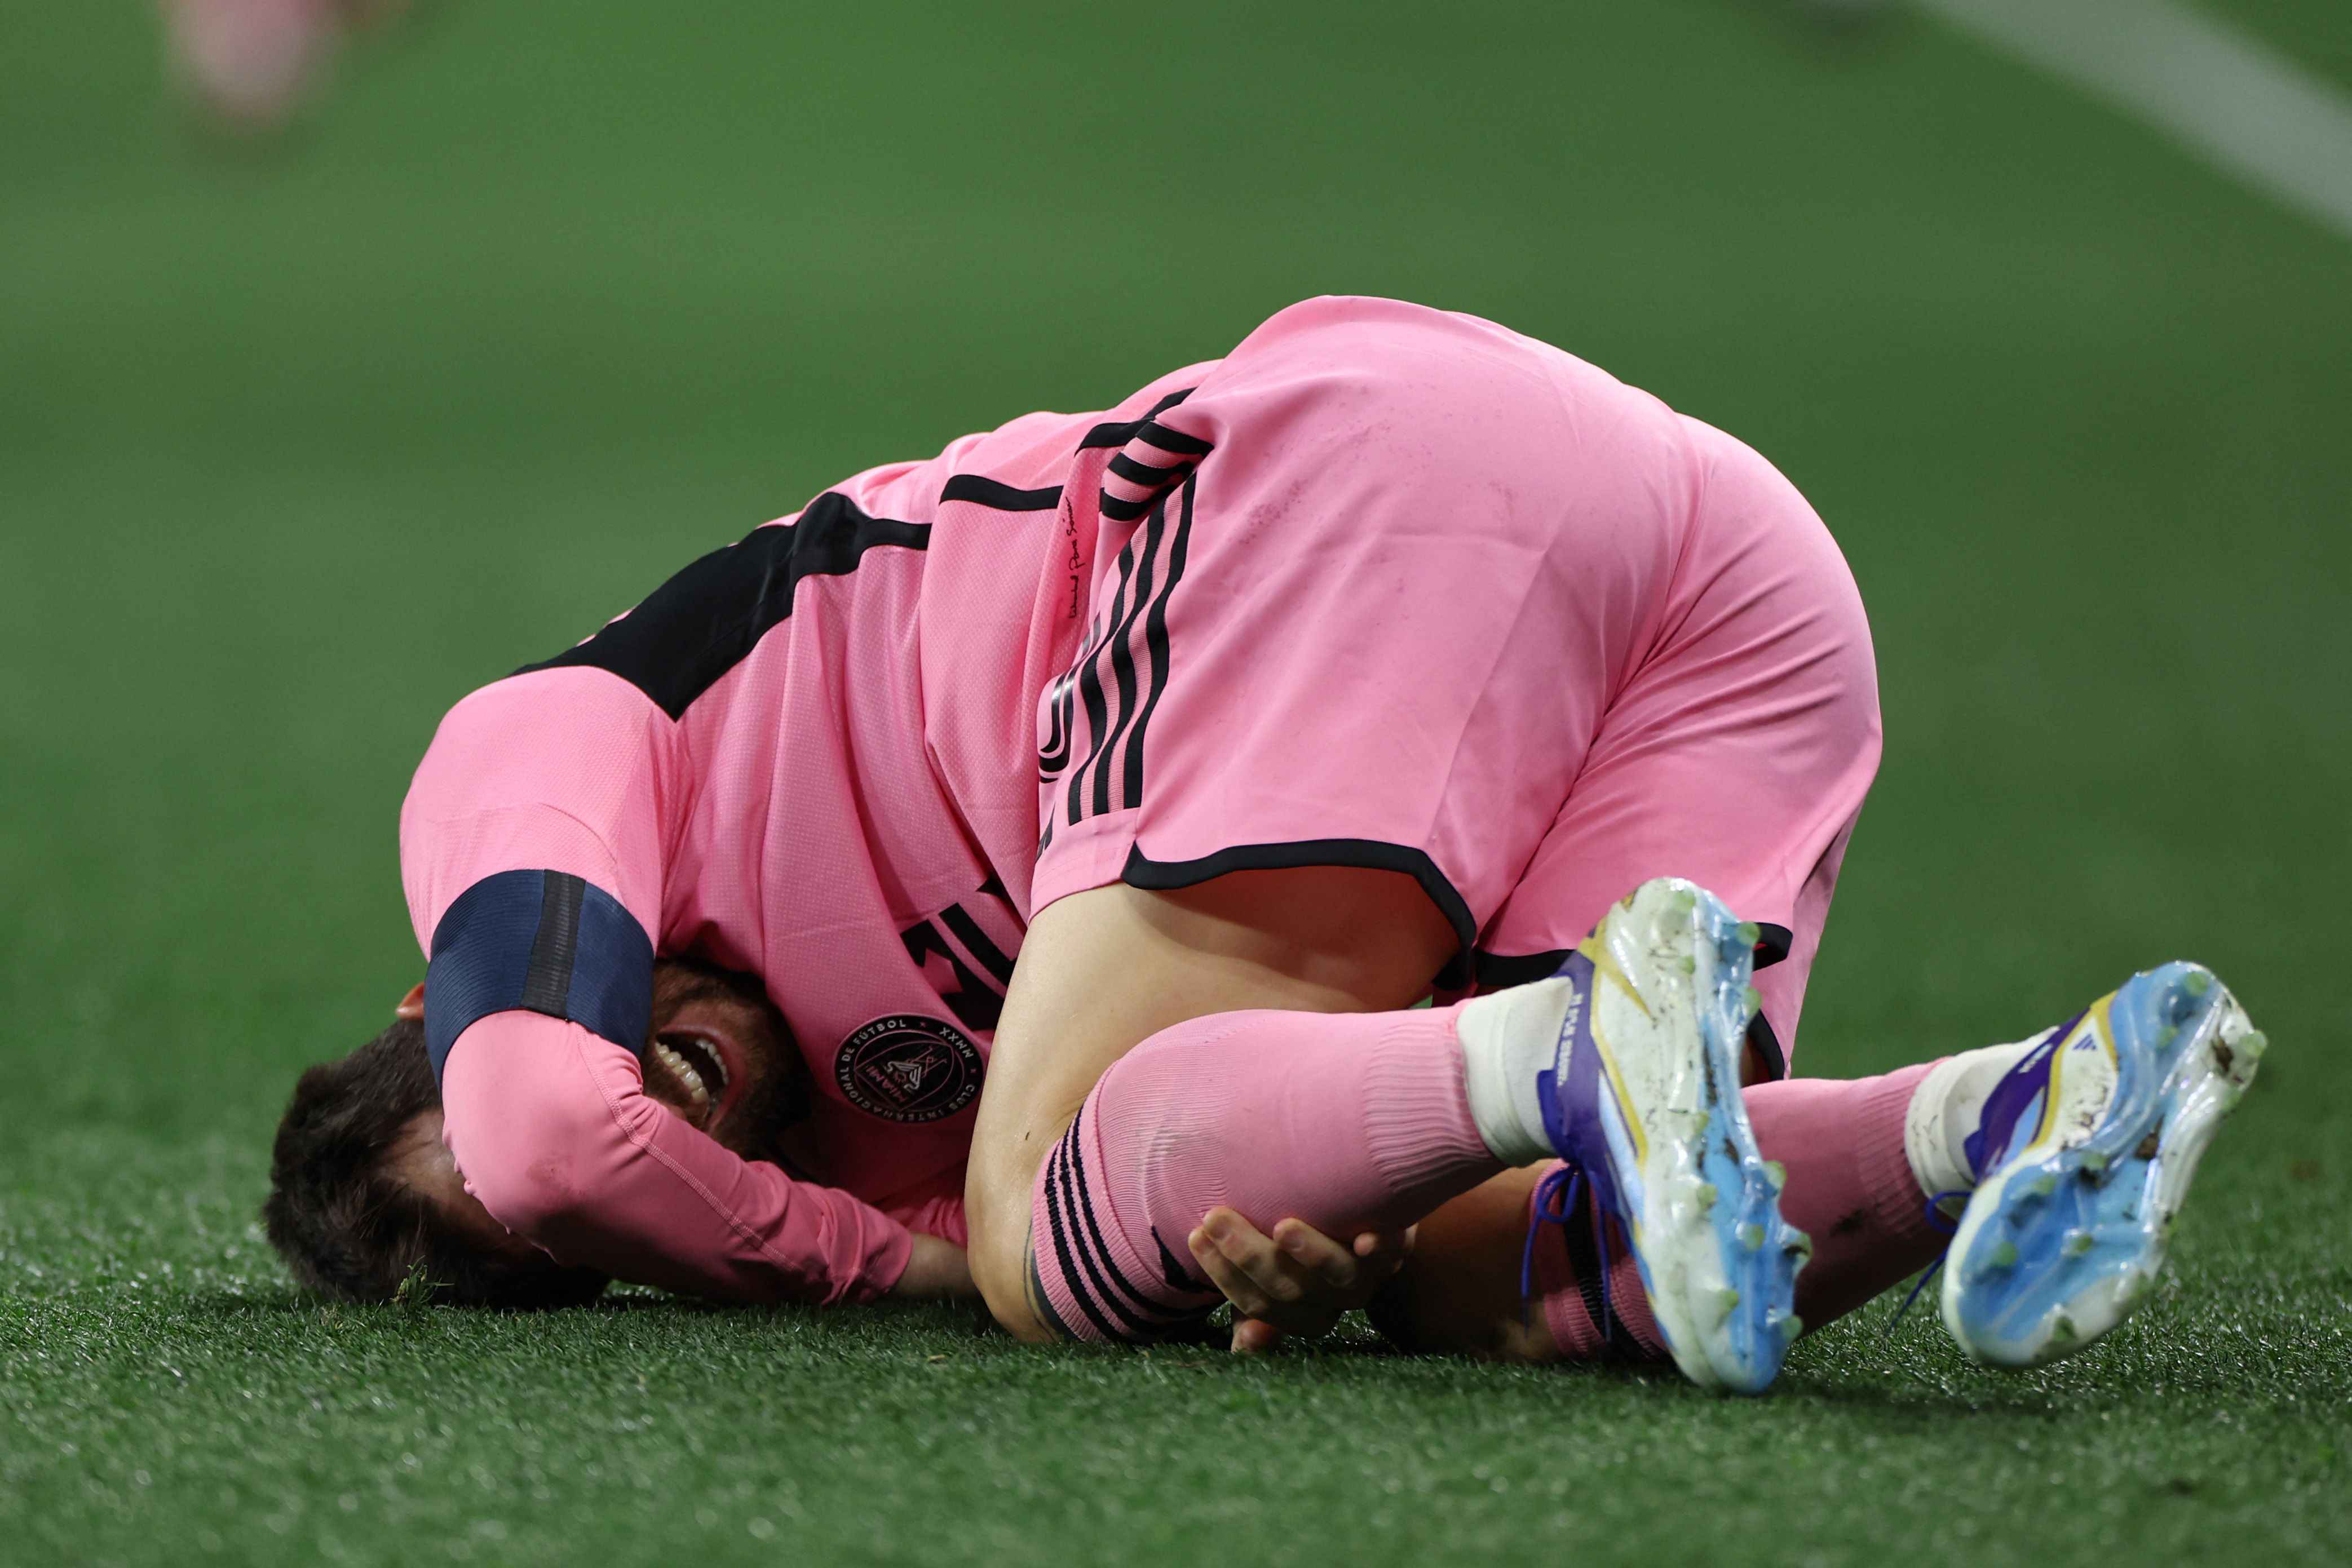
[962,1162,1055,1341]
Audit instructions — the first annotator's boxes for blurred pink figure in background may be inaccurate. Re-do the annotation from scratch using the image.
[161,0,413,131]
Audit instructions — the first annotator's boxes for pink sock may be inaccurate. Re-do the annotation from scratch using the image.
[1029,1005,1500,1343]
[1535,1062,1944,1360]
[1528,1183,1665,1361]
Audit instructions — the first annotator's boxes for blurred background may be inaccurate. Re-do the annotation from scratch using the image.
[3,6,2349,1563]
[3,0,2347,1202]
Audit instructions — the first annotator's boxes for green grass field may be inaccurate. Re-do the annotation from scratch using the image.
[5,2,2350,1562]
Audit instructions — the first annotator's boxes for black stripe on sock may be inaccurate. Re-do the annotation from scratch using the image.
[1152,1228,1201,1293]
[1063,1110,1196,1331]
[1026,1250,1080,1342]
[1041,1132,1127,1343]
[1052,1126,1164,1339]
[1560,1193,1624,1356]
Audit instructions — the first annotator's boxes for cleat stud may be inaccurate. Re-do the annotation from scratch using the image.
[2063,1230,2093,1257]
[1679,955,1696,976]
[2183,971,2210,998]
[1674,888,1698,911]
[1738,1222,1765,1251]
[1716,1287,1741,1315]
[1736,921,1761,947]
[1762,1160,1787,1190]
[1991,1241,2018,1269]
[2051,1315,2077,1343]
[2080,1151,2108,1175]
[1785,1230,1814,1261]
[1781,1314,1804,1341]
[1695,1182,1719,1211]
[2238,1029,2267,1061]
[2027,1175,2058,1199]
[1742,985,1762,1016]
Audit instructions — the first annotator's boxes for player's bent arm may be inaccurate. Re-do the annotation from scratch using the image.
[441,1011,914,1305]
[964,866,1456,1341]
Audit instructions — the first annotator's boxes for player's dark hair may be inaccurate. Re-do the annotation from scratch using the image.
[262,1017,608,1309]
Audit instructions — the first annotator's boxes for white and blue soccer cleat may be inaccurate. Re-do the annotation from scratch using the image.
[1538,878,1810,1394]
[1940,963,2265,1368]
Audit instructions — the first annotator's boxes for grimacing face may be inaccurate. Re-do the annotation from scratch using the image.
[635,958,805,1158]
[385,957,805,1256]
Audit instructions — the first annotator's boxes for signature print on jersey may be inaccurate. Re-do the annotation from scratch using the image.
[834,1015,985,1124]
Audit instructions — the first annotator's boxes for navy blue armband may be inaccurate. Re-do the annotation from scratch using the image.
[423,870,655,1083]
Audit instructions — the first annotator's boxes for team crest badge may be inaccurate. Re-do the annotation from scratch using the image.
[834,1015,985,1123]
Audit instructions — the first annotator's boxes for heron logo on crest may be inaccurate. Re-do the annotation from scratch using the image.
[834,1015,985,1124]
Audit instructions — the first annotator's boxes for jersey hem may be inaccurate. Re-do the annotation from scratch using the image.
[1120,838,1478,991]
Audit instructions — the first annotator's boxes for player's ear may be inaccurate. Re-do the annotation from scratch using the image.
[395,982,426,1022]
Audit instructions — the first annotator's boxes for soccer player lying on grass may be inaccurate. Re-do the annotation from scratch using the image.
[267,926,2262,1382]
[270,926,2258,1392]
[303,295,2261,1388]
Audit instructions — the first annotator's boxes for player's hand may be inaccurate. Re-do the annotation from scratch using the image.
[1187,1208,1413,1350]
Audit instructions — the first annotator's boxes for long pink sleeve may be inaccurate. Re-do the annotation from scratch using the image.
[441,1011,912,1304]
[404,667,914,1304]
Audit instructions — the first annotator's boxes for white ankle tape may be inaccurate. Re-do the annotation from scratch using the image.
[1902,1035,2044,1197]
[1457,979,1573,1167]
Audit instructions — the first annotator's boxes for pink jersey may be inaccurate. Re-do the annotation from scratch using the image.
[404,296,1876,1305]
[405,374,1209,1303]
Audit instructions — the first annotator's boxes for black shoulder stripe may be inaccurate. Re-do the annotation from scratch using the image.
[1080,388,1198,450]
[518,492,929,721]
[940,475,1063,511]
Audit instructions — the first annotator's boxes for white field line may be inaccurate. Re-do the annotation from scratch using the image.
[1920,0,2352,240]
